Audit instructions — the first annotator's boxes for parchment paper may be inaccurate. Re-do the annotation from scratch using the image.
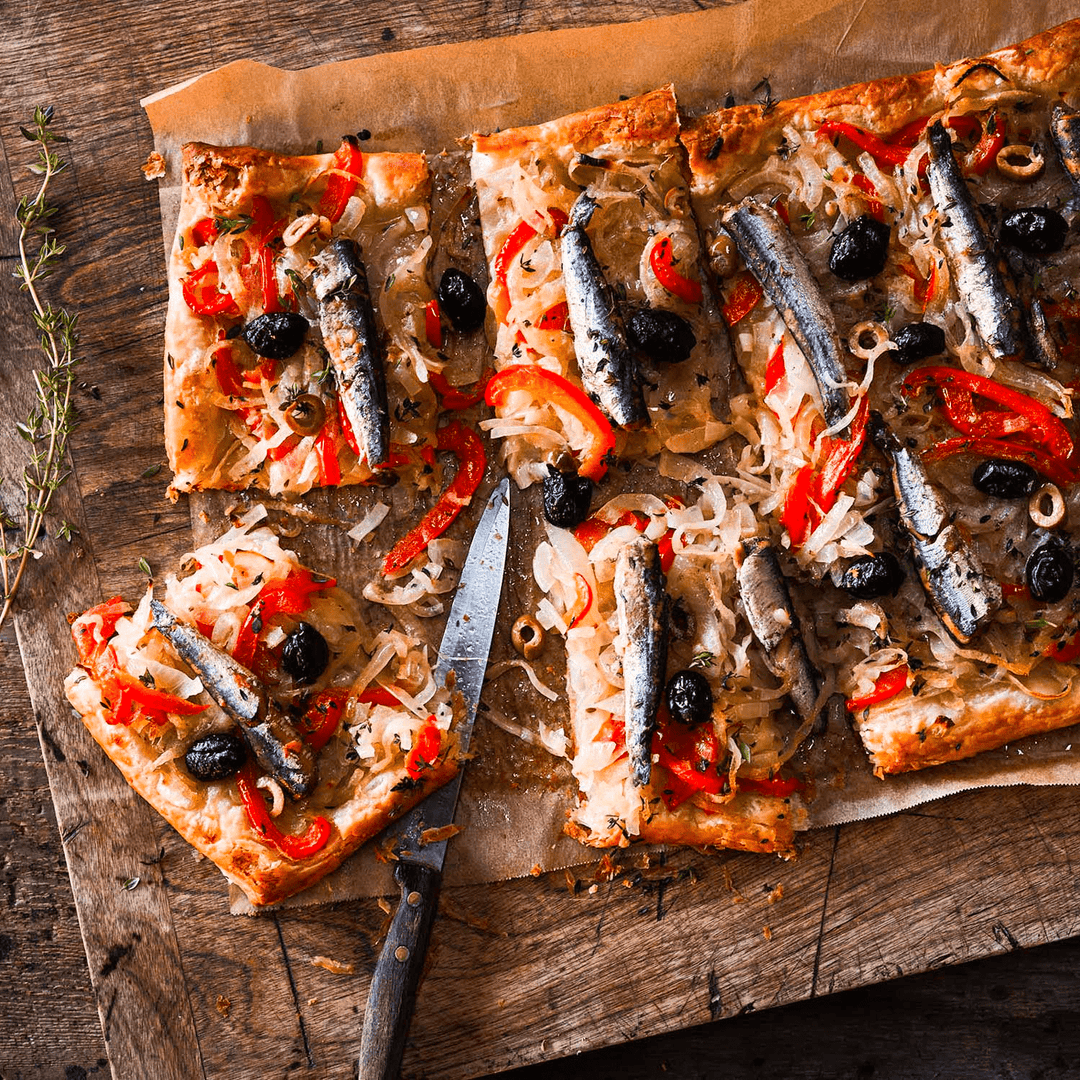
[142,0,1080,913]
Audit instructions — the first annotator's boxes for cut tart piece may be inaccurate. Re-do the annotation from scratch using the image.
[681,20,1080,774]
[533,484,818,855]
[470,86,732,498]
[64,512,457,905]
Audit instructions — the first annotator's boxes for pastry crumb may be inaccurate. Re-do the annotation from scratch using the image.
[377,897,392,915]
[215,995,231,1018]
[762,925,773,941]
[588,883,599,894]
[420,823,462,845]
[141,151,166,179]
[311,955,357,975]
[767,883,784,904]
[529,863,542,877]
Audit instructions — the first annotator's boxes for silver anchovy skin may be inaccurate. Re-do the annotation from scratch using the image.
[1027,297,1061,371]
[562,193,648,428]
[868,415,1002,644]
[615,538,669,787]
[736,538,822,725]
[926,121,1028,364]
[720,197,851,435]
[1051,104,1080,200]
[151,599,316,798]
[310,238,390,467]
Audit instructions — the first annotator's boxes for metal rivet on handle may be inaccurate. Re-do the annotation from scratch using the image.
[395,946,410,962]
[407,891,421,906]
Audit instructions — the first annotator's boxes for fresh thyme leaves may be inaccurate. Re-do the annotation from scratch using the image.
[138,557,152,577]
[0,107,79,634]
[690,650,714,669]
[213,213,254,235]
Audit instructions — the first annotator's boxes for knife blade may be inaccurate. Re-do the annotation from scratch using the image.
[358,476,511,1080]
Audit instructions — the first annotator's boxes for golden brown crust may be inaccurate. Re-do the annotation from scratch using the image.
[67,669,458,906]
[473,85,679,157]
[682,18,1080,196]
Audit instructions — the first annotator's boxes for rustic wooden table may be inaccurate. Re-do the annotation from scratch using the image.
[3,2,1080,1078]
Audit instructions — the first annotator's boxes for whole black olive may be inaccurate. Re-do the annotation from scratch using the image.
[281,622,330,684]
[972,458,1038,499]
[1000,208,1068,256]
[664,670,714,728]
[437,268,486,332]
[240,312,309,360]
[838,552,905,600]
[541,466,594,529]
[888,321,947,365]
[627,308,697,365]
[1026,543,1075,604]
[184,732,247,782]
[828,214,891,281]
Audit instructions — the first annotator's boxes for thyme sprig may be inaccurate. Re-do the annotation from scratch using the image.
[0,107,79,633]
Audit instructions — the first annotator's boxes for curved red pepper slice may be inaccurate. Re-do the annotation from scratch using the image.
[405,716,442,779]
[738,775,804,797]
[492,208,568,324]
[233,570,337,670]
[921,437,1078,487]
[567,573,593,629]
[845,664,909,712]
[315,425,341,486]
[811,394,870,513]
[902,366,1074,459]
[764,340,786,396]
[573,510,648,553]
[71,597,127,668]
[357,685,405,707]
[898,260,938,312]
[1046,631,1080,664]
[781,463,815,548]
[383,420,487,576]
[424,299,443,350]
[298,688,350,752]
[191,217,219,248]
[960,111,1005,176]
[818,120,911,167]
[485,364,615,483]
[720,271,763,326]
[182,260,237,317]
[850,173,884,221]
[113,670,210,717]
[537,301,571,332]
[212,344,246,398]
[236,765,331,859]
[649,237,703,304]
[427,368,494,411]
[652,712,723,810]
[317,138,364,224]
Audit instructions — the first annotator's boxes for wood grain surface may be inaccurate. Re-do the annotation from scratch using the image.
[2,2,1080,1079]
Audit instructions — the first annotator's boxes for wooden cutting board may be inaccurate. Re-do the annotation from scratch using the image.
[4,2,1080,1078]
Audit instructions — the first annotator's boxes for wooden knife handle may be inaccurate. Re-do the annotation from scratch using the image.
[358,860,441,1080]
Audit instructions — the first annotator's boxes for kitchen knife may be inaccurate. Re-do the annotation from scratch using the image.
[358,476,511,1080]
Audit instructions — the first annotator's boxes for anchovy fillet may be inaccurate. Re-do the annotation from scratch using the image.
[1051,104,1080,200]
[736,538,822,725]
[868,414,1002,644]
[615,538,669,787]
[310,238,390,467]
[151,599,316,798]
[720,197,851,434]
[562,193,648,428]
[926,121,1028,364]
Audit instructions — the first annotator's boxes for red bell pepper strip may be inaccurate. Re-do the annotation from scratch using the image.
[233,570,337,670]
[335,395,361,457]
[769,194,790,225]
[317,137,364,224]
[845,664,909,712]
[299,688,351,752]
[424,299,443,350]
[573,510,648,553]
[212,344,246,398]
[902,366,1074,459]
[781,464,815,548]
[315,425,341,486]
[898,260,938,312]
[357,685,405,707]
[1046,630,1080,664]
[427,367,494,411]
[71,597,128,668]
[537,301,571,332]
[656,531,676,574]
[1000,582,1030,599]
[567,573,594,629]
[405,716,442,779]
[652,714,724,810]
[383,420,486,576]
[491,208,568,324]
[485,364,615,482]
[850,173,884,221]
[921,437,1078,487]
[649,237,703,304]
[191,217,219,248]
[720,270,763,326]
[738,775,804,797]
[810,394,870,514]
[182,260,237,317]
[764,340,786,396]
[236,765,331,859]
[113,670,210,717]
[818,120,911,168]
[961,111,1005,176]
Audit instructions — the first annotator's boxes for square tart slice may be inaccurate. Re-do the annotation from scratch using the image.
[470,87,732,495]
[65,514,457,906]
[532,483,816,856]
[166,139,450,499]
[681,20,1080,774]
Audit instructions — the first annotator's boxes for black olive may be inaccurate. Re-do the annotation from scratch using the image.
[281,622,330,684]
[184,732,247,782]
[664,670,714,728]
[888,322,946,365]
[828,214,891,281]
[1026,543,1074,604]
[972,458,1038,499]
[240,312,309,359]
[838,552,905,600]
[437,268,486,332]
[1000,208,1068,256]
[541,466,594,528]
[627,308,697,365]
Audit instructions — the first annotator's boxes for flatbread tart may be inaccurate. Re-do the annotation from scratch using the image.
[64,513,458,905]
[681,20,1080,775]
